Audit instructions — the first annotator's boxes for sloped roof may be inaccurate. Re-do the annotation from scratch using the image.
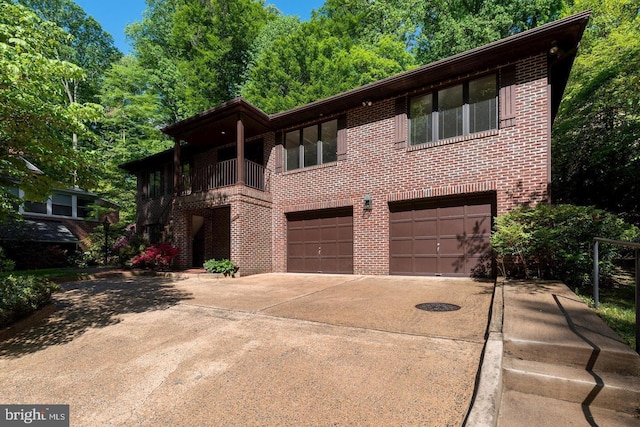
[0,220,78,244]
[121,11,590,171]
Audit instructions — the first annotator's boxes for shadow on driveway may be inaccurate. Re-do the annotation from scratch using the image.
[0,277,192,358]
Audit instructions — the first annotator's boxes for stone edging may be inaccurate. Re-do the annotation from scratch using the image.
[0,303,57,342]
[464,280,504,426]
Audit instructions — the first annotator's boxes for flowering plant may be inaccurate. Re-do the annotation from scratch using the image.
[132,243,180,271]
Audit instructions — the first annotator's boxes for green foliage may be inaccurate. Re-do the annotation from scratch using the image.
[576,279,637,349]
[0,2,101,220]
[127,0,276,120]
[492,204,640,288]
[0,245,15,272]
[79,222,146,267]
[203,258,238,277]
[553,0,640,224]
[17,0,121,105]
[241,2,417,112]
[414,0,565,63]
[95,55,172,222]
[0,274,59,327]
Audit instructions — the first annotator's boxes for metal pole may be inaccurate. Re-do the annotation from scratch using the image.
[104,223,108,266]
[636,249,640,353]
[593,240,599,309]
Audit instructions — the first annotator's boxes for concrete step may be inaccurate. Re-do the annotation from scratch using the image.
[504,337,640,376]
[498,390,640,427]
[503,356,640,414]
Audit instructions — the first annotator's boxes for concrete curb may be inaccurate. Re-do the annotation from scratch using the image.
[465,280,504,426]
[0,303,56,342]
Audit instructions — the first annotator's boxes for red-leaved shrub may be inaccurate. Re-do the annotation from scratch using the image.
[131,243,180,271]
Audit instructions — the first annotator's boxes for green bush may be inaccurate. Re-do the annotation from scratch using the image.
[0,275,59,328]
[492,204,640,288]
[0,246,15,272]
[203,259,238,277]
[79,223,147,268]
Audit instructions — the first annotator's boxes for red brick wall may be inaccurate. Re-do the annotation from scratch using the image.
[133,54,550,276]
[270,54,550,274]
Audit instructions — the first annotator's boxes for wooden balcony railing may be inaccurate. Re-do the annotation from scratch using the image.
[180,159,266,195]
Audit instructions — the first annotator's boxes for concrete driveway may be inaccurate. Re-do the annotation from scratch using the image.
[0,273,493,426]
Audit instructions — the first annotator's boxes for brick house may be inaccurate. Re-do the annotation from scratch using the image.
[120,12,589,277]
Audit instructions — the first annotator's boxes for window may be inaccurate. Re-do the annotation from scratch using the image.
[77,197,94,218]
[285,119,338,171]
[24,199,47,214]
[409,74,497,145]
[6,186,20,211]
[52,193,72,216]
[147,169,162,198]
[469,74,498,134]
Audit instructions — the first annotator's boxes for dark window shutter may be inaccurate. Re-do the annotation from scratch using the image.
[500,66,516,128]
[337,116,347,161]
[274,132,283,173]
[395,97,407,149]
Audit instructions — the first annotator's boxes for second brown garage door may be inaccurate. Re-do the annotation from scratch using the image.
[287,208,353,274]
[389,194,494,277]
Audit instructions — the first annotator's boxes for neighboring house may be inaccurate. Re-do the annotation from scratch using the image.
[120,12,589,277]
[0,160,119,268]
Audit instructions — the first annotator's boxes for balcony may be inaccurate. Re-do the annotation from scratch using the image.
[180,159,266,195]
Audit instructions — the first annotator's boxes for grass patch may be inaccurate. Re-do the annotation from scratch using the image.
[0,267,112,281]
[577,270,637,350]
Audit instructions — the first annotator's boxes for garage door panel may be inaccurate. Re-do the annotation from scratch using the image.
[389,195,494,276]
[337,258,353,274]
[416,258,438,274]
[390,239,413,254]
[303,243,319,257]
[337,224,353,240]
[439,205,464,218]
[287,208,353,274]
[439,217,466,235]
[413,219,437,237]
[413,238,437,255]
[389,256,414,275]
[287,257,305,273]
[467,203,492,215]
[321,226,338,241]
[440,237,464,256]
[465,216,491,235]
[390,221,414,238]
[337,241,353,256]
[321,242,337,257]
[390,209,413,220]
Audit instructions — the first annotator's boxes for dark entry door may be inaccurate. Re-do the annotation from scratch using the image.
[287,208,353,274]
[389,195,494,276]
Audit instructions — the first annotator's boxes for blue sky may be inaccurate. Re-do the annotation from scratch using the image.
[74,0,326,54]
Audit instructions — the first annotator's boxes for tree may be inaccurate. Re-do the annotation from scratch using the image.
[552,0,640,224]
[0,2,100,220]
[241,0,417,113]
[16,0,121,106]
[413,0,566,63]
[127,0,277,120]
[95,55,172,221]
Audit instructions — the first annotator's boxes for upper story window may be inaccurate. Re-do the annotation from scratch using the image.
[147,169,163,198]
[24,200,47,214]
[285,119,338,171]
[409,74,497,146]
[52,193,72,216]
[14,188,99,220]
[77,197,93,218]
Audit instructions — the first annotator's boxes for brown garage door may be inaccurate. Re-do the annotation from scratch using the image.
[287,208,353,274]
[389,194,494,277]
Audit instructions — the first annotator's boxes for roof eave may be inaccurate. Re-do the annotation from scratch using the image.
[270,11,590,128]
